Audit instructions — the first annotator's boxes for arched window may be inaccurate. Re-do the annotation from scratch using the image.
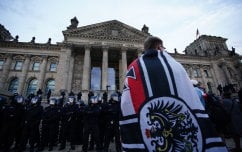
[8,78,19,93]
[26,79,38,96]
[45,79,55,93]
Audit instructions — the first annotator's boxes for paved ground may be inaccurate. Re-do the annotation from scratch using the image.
[19,137,241,152]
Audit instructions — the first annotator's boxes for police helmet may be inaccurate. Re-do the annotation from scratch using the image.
[110,93,120,102]
[31,96,40,104]
[49,97,57,105]
[68,96,75,103]
[16,95,24,104]
[90,96,98,104]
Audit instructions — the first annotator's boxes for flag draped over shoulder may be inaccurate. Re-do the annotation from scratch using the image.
[120,50,228,152]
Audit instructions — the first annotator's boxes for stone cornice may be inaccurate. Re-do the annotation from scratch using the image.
[0,41,61,50]
[64,34,146,43]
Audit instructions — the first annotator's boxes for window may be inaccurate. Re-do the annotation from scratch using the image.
[108,68,116,90]
[32,62,40,71]
[0,60,4,70]
[49,62,57,72]
[193,68,201,77]
[205,70,208,77]
[14,61,23,70]
[8,78,19,93]
[26,79,38,96]
[45,79,55,93]
[204,70,210,77]
[91,67,101,90]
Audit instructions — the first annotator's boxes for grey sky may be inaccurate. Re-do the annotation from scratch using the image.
[0,0,242,54]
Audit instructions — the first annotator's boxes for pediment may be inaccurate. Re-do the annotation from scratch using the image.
[63,20,150,43]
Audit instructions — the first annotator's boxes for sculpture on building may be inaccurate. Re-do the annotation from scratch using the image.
[47,38,51,44]
[67,17,79,30]
[13,35,19,42]
[141,24,149,33]
[30,37,35,43]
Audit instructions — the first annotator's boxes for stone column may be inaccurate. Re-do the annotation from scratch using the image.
[38,56,48,90]
[82,46,91,91]
[199,66,207,89]
[18,55,31,94]
[67,52,75,92]
[211,62,221,94]
[0,54,12,89]
[219,61,232,84]
[102,46,108,90]
[62,48,72,90]
[120,48,127,91]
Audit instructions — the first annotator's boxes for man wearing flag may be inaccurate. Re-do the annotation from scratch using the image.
[119,36,228,152]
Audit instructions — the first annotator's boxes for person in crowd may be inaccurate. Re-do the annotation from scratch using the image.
[103,93,121,152]
[77,91,82,101]
[238,87,242,111]
[82,96,101,152]
[217,84,223,95]
[46,89,51,103]
[12,95,26,151]
[120,36,228,151]
[39,97,60,151]
[102,91,108,103]
[59,95,79,150]
[191,79,206,108]
[19,96,43,152]
[88,90,94,101]
[75,98,86,145]
[98,95,109,149]
[222,91,242,152]
[0,94,25,152]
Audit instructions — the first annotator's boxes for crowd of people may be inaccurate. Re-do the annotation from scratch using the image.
[0,90,122,152]
[191,80,242,152]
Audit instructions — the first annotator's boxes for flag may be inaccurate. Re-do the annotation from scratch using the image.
[196,28,200,39]
[120,50,228,152]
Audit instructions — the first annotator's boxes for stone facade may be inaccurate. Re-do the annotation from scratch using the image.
[0,18,241,101]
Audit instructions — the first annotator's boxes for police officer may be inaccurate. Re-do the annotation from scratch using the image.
[39,97,60,151]
[98,95,109,149]
[12,95,26,151]
[0,94,21,151]
[0,95,7,150]
[82,96,101,152]
[75,98,86,145]
[59,95,79,150]
[19,96,43,152]
[104,93,121,152]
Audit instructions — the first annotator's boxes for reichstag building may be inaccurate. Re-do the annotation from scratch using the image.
[0,17,241,101]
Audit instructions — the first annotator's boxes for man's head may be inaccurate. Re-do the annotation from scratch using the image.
[144,36,164,51]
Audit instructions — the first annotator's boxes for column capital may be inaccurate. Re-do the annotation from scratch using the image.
[5,53,13,58]
[24,54,31,58]
[102,45,109,50]
[41,55,48,59]
[121,47,128,51]
[84,45,91,50]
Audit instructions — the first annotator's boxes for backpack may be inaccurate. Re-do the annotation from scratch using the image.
[206,94,232,126]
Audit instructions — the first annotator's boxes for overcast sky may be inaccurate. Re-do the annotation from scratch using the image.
[0,0,242,55]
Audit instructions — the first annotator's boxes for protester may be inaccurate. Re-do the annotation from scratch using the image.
[222,91,242,152]
[191,79,206,108]
[120,36,228,151]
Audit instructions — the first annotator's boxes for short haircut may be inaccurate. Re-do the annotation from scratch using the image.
[144,36,163,50]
